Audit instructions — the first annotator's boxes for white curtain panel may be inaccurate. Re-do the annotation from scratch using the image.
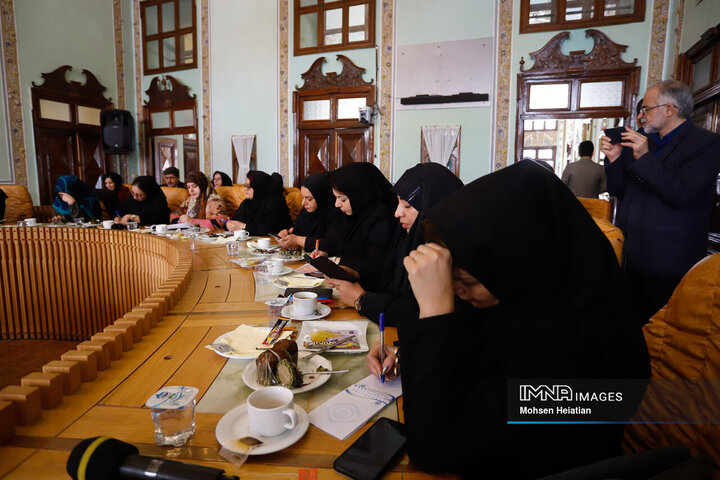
[422,125,460,167]
[231,135,256,183]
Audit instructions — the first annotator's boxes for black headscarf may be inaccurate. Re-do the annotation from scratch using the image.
[118,176,169,225]
[327,162,397,291]
[358,163,464,324]
[213,171,233,187]
[399,161,649,477]
[293,173,341,239]
[232,170,292,235]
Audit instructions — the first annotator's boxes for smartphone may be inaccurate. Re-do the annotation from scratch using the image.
[604,126,626,144]
[333,418,406,480]
[269,232,282,241]
[303,254,357,282]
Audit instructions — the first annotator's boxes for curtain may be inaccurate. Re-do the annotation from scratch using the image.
[421,125,460,168]
[232,135,255,183]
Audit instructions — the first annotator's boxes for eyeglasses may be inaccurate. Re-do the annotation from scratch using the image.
[244,184,252,189]
[640,103,673,114]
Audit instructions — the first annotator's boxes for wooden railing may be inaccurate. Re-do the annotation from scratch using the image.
[0,227,190,340]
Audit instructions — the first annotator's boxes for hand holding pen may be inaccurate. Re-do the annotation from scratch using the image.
[366,340,397,381]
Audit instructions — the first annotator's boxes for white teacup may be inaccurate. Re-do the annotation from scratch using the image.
[102,220,114,229]
[151,224,168,234]
[247,386,297,437]
[270,259,284,275]
[127,221,138,230]
[234,229,250,240]
[293,291,317,316]
[24,218,37,226]
[257,237,271,249]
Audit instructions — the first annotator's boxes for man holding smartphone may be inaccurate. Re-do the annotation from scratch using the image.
[601,80,720,325]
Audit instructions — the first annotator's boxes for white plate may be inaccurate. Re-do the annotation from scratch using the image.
[272,276,324,289]
[210,326,293,359]
[256,266,293,276]
[215,403,309,455]
[231,258,265,269]
[271,253,306,262]
[298,320,370,353]
[251,249,279,257]
[242,355,332,394]
[247,241,277,250]
[280,303,331,321]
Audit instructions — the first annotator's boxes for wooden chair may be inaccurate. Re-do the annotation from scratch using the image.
[578,197,612,222]
[593,218,623,265]
[623,253,720,475]
[161,186,190,213]
[0,184,34,222]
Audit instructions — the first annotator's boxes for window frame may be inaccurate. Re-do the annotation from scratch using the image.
[294,0,375,57]
[520,0,645,34]
[141,0,197,75]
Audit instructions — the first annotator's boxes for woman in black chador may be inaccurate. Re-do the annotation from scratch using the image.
[368,161,650,478]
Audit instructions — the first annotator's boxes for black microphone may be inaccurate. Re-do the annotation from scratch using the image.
[67,436,239,480]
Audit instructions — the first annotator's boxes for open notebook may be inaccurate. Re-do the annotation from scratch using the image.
[309,374,402,440]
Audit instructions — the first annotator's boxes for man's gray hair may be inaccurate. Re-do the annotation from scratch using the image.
[655,79,694,119]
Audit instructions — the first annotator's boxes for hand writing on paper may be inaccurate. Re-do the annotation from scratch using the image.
[367,341,397,381]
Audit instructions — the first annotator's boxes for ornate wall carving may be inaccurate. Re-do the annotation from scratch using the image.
[648,0,670,87]
[0,0,26,185]
[278,0,289,183]
[493,0,513,171]
[201,0,210,173]
[378,0,393,178]
[112,0,125,109]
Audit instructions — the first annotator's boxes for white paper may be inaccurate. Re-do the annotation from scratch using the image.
[308,374,402,440]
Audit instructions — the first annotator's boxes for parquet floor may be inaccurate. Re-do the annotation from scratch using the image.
[0,339,78,388]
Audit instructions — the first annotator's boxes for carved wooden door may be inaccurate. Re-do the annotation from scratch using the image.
[31,66,112,204]
[337,128,370,166]
[298,129,334,184]
[36,129,75,203]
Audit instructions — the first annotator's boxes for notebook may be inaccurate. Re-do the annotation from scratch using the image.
[308,374,402,440]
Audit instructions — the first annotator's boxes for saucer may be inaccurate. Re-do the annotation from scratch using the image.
[280,303,331,321]
[215,404,309,455]
[256,266,293,276]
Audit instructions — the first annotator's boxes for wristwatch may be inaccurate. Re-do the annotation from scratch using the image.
[353,293,365,312]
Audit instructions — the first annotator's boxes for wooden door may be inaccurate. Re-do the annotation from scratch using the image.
[153,137,177,180]
[337,128,370,167]
[296,128,372,185]
[297,129,335,185]
[35,129,75,204]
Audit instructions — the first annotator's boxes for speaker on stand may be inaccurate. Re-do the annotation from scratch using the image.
[101,109,135,178]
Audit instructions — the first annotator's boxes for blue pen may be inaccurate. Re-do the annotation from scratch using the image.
[379,313,386,383]
[114,210,120,218]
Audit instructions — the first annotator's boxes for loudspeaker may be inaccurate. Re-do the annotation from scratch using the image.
[101,109,135,154]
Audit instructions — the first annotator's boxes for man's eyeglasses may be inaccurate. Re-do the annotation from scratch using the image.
[640,103,673,114]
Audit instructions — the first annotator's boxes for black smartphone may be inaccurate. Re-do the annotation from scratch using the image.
[604,126,626,144]
[333,418,406,480]
[303,254,357,282]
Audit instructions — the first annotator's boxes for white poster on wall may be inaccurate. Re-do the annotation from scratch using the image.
[395,37,494,110]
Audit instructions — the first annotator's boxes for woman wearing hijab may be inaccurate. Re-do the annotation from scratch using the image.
[116,175,170,226]
[172,170,229,224]
[367,161,650,478]
[52,175,102,222]
[324,162,397,292]
[97,172,131,216]
[211,171,233,190]
[276,172,342,251]
[227,170,292,235]
[326,163,463,325]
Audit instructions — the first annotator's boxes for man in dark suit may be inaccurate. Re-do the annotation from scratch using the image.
[601,79,720,325]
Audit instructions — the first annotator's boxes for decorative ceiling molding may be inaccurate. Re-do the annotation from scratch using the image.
[520,29,637,74]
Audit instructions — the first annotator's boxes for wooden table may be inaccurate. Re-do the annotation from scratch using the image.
[0,237,433,479]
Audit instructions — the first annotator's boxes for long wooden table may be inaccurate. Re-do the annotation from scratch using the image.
[0,235,433,479]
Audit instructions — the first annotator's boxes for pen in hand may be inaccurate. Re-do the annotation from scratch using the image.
[312,239,320,259]
[379,313,386,383]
